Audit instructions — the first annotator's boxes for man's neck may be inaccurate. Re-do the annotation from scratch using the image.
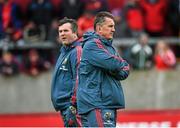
[63,37,78,46]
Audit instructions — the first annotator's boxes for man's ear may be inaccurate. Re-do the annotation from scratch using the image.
[73,33,78,38]
[96,25,101,32]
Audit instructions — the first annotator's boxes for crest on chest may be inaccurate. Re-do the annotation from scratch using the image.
[59,57,69,71]
[62,58,68,65]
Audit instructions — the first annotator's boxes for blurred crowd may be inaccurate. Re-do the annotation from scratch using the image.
[0,0,179,76]
[122,33,177,70]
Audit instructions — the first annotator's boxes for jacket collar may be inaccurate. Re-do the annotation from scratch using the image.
[96,33,113,46]
[61,38,81,53]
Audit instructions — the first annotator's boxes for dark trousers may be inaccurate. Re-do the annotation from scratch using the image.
[60,106,82,127]
[80,108,117,127]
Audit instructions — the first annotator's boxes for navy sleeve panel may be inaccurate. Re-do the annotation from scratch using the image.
[108,64,129,81]
[69,49,78,79]
[70,46,82,105]
[69,46,82,79]
[83,39,130,76]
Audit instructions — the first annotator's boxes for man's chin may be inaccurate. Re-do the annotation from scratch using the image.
[62,42,70,45]
[107,36,113,40]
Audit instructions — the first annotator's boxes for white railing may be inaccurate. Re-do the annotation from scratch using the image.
[0,37,179,50]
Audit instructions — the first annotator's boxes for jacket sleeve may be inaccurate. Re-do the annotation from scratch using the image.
[69,46,82,105]
[108,66,129,81]
[84,39,129,79]
[69,50,78,80]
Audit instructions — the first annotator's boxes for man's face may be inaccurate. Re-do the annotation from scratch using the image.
[140,35,148,46]
[98,17,115,39]
[58,23,76,45]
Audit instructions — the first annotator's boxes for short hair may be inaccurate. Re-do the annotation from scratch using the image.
[94,11,115,31]
[59,17,78,33]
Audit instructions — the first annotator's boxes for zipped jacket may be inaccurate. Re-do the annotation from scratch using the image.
[51,41,82,111]
[77,32,130,114]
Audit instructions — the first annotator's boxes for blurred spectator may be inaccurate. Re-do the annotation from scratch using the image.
[124,33,153,70]
[50,0,62,12]
[58,0,85,19]
[154,40,176,70]
[77,9,95,37]
[0,51,19,76]
[14,0,32,14]
[47,19,62,65]
[107,0,125,11]
[166,0,180,37]
[27,0,54,40]
[47,18,59,44]
[121,0,144,37]
[0,0,23,42]
[23,21,45,42]
[23,49,51,76]
[140,0,167,37]
[111,8,127,38]
[84,0,109,14]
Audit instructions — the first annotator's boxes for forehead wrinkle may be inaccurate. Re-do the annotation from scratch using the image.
[59,23,72,31]
[103,17,114,25]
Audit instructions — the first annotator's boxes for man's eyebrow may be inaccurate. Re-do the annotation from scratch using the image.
[59,29,69,32]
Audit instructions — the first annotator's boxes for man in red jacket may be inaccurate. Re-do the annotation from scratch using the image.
[140,0,167,36]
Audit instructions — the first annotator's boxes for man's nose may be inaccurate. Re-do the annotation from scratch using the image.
[112,27,115,32]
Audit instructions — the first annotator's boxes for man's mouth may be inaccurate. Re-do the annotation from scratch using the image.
[61,37,67,40]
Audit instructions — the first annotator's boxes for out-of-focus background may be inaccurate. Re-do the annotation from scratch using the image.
[0,0,180,127]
